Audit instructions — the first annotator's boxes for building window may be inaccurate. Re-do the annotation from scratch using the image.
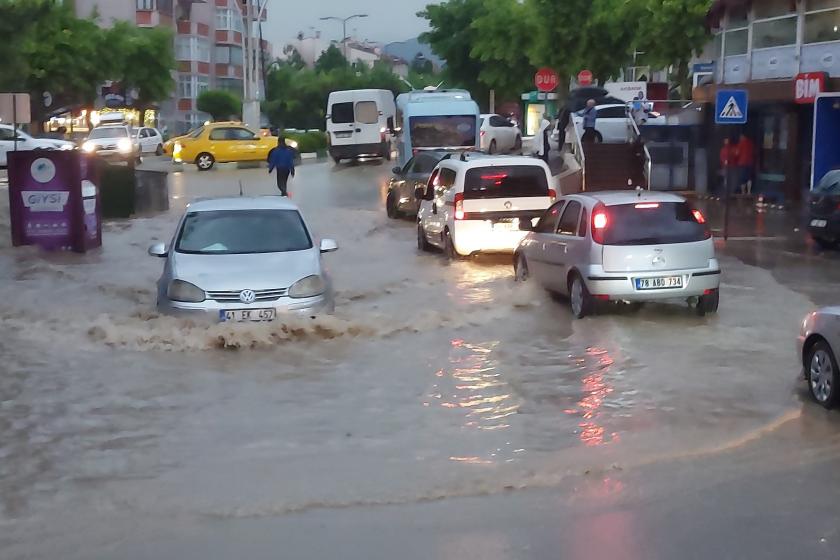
[725,29,749,55]
[136,0,155,9]
[175,36,210,63]
[726,6,749,29]
[215,45,243,65]
[752,16,798,49]
[753,0,794,20]
[178,75,208,99]
[805,3,840,44]
[218,78,243,93]
[216,8,243,32]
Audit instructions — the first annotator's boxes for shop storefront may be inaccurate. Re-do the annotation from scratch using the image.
[520,91,560,136]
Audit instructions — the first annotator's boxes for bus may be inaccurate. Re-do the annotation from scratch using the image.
[395,89,480,167]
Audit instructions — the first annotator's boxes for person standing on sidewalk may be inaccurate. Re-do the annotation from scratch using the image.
[267,136,296,197]
[534,113,552,162]
[581,99,598,143]
[736,133,755,195]
[719,137,738,195]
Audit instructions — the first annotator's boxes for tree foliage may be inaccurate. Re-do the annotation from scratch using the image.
[197,90,241,121]
[107,23,176,111]
[314,44,349,73]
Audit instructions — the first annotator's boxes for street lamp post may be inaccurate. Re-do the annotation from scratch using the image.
[319,14,368,60]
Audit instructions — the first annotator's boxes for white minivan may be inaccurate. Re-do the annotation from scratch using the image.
[416,154,556,258]
[326,89,396,163]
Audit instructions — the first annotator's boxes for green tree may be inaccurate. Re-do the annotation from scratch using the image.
[315,44,348,73]
[411,53,433,74]
[282,45,307,70]
[197,89,241,121]
[636,0,712,98]
[0,0,56,92]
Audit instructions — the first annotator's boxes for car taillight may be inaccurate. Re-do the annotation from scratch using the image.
[548,188,556,201]
[591,204,608,243]
[454,192,464,220]
[480,130,486,137]
[692,209,706,224]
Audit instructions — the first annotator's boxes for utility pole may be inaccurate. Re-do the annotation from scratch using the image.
[242,0,269,129]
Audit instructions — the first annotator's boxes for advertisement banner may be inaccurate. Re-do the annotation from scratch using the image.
[604,81,648,102]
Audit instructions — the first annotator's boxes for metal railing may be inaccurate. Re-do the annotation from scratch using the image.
[568,120,586,190]
[628,117,652,190]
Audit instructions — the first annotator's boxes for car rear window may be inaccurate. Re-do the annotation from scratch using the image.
[331,102,354,124]
[355,101,378,124]
[463,165,549,199]
[602,202,707,245]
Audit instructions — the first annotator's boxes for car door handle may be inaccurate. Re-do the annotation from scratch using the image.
[355,128,361,133]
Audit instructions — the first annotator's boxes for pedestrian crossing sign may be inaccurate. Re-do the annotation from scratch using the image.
[715,89,748,124]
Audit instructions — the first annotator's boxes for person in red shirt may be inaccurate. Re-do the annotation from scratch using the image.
[719,138,738,195]
[736,133,755,195]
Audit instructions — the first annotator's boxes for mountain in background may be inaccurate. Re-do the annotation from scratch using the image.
[383,37,444,67]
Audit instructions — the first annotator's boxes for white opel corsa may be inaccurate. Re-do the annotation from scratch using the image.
[514,191,721,318]
[416,154,556,258]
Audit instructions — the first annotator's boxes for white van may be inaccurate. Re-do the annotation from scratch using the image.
[326,89,396,163]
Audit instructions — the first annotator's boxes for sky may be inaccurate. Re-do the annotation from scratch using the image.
[263,0,433,49]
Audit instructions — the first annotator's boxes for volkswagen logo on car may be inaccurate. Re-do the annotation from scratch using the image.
[239,289,256,304]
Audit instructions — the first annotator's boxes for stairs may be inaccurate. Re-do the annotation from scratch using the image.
[583,143,646,191]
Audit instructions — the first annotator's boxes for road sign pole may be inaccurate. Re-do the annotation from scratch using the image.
[714,89,748,242]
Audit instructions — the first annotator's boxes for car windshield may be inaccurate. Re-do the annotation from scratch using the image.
[463,165,549,199]
[88,127,128,139]
[187,127,205,138]
[602,202,707,245]
[175,209,313,254]
[409,115,476,148]
[814,170,840,194]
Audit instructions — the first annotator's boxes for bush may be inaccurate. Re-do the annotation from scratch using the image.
[284,130,327,154]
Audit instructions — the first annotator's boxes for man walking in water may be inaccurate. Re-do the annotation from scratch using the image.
[268,136,296,196]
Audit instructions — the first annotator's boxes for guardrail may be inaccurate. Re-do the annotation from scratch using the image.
[628,116,652,190]
[568,121,586,190]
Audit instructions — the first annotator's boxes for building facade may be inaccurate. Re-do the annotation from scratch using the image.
[71,0,271,134]
[695,0,840,202]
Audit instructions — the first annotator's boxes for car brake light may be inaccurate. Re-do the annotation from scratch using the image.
[635,203,659,209]
[454,192,465,220]
[548,188,556,201]
[692,209,706,224]
[480,130,486,136]
[591,204,608,243]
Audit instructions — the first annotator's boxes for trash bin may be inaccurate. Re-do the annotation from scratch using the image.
[7,150,101,252]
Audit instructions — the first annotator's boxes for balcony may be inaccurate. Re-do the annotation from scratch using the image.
[136,9,161,27]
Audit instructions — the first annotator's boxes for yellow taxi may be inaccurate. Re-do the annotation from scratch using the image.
[172,122,279,170]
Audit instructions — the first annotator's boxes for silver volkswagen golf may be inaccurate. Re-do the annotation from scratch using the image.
[514,190,721,318]
[149,196,338,321]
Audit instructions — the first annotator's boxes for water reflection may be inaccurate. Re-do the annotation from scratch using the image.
[450,261,512,304]
[568,346,619,447]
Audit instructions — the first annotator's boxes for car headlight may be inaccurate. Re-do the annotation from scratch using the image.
[288,275,325,299]
[117,138,133,154]
[82,141,95,153]
[173,142,182,159]
[288,139,298,149]
[167,279,206,303]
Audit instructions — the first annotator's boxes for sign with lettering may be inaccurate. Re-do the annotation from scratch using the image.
[795,72,827,104]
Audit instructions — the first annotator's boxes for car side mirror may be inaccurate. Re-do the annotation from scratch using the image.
[414,186,426,200]
[519,220,535,231]
[148,242,168,257]
[320,239,338,253]
[392,166,402,175]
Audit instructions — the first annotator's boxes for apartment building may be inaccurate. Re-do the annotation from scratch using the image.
[71,0,272,134]
[695,0,840,202]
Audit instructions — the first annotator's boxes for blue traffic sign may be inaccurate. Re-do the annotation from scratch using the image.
[715,89,748,125]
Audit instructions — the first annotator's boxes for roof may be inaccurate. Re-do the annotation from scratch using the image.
[186,196,300,212]
[576,190,687,205]
[440,154,551,171]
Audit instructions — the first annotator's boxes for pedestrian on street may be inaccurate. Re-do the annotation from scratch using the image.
[581,99,598,143]
[719,137,738,196]
[736,133,755,195]
[534,113,552,163]
[267,136,296,197]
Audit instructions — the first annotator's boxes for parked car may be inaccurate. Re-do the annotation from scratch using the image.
[149,196,338,320]
[172,122,278,170]
[479,114,522,154]
[0,124,76,167]
[135,126,165,155]
[808,169,840,249]
[514,191,720,318]
[798,307,840,408]
[81,125,141,164]
[416,154,556,258]
[386,150,449,219]
[571,103,665,144]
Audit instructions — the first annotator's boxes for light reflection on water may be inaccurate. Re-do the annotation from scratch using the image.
[570,346,619,447]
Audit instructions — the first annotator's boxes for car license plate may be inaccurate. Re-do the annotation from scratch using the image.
[811,219,828,228]
[220,308,276,322]
[493,221,514,231]
[635,276,683,290]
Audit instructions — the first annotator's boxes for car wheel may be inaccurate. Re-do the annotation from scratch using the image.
[695,289,720,317]
[417,224,432,252]
[488,140,497,154]
[807,340,840,409]
[196,152,215,171]
[814,236,838,250]
[443,229,463,260]
[382,142,392,161]
[332,155,341,164]
[386,191,402,219]
[513,136,522,152]
[155,144,164,156]
[514,253,529,282]
[569,273,593,319]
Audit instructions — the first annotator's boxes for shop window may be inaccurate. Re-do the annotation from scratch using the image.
[807,0,838,12]
[753,0,794,20]
[752,16,797,49]
[714,33,723,59]
[724,29,749,55]
[136,0,155,10]
[805,8,840,44]
[727,6,749,29]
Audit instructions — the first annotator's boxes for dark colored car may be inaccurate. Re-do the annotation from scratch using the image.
[385,150,449,219]
[808,169,840,249]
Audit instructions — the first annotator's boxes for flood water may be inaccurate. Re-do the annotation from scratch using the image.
[0,161,819,558]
